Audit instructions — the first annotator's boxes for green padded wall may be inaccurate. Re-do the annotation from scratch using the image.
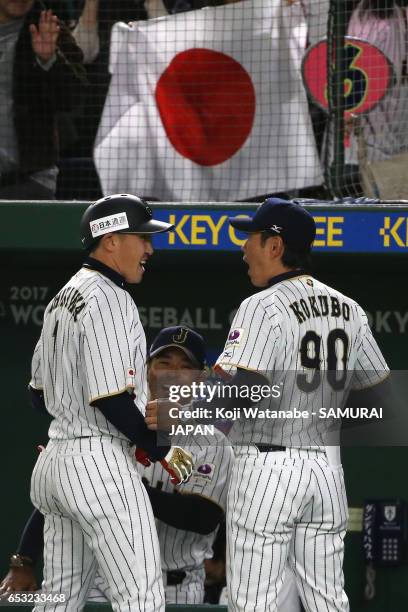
[1,202,407,611]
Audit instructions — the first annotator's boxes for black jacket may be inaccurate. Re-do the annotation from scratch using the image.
[12,2,85,174]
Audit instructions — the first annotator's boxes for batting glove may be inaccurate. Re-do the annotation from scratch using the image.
[135,447,152,467]
[160,446,193,485]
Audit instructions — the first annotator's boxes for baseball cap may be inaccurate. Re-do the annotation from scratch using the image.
[229,198,316,250]
[80,194,174,249]
[149,326,207,369]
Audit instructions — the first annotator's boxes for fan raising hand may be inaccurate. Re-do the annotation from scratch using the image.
[30,10,60,64]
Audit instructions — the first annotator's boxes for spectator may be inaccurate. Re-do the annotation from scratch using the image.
[67,0,148,160]
[72,0,100,63]
[0,0,85,199]
[344,0,408,195]
[71,0,192,65]
[71,0,169,64]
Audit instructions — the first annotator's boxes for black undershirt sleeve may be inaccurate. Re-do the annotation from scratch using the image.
[14,489,222,566]
[346,377,393,414]
[144,482,223,535]
[16,508,44,563]
[28,386,48,416]
[92,392,170,461]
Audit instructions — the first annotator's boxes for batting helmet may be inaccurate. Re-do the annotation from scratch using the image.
[80,194,174,250]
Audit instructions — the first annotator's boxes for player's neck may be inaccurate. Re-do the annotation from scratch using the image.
[83,256,126,288]
[266,267,307,288]
[89,252,125,278]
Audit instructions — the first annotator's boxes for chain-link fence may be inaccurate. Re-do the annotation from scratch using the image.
[1,0,407,201]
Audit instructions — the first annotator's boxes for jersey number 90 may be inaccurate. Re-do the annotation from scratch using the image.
[297,329,349,392]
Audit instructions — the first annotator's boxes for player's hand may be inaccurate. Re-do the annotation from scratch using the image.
[135,447,151,467]
[145,399,181,432]
[30,10,60,64]
[160,446,193,485]
[0,567,38,596]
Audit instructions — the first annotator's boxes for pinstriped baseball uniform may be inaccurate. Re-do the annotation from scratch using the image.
[215,272,389,612]
[30,265,165,611]
[88,431,234,605]
[148,433,233,604]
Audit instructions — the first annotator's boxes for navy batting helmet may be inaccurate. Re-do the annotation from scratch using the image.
[80,194,174,250]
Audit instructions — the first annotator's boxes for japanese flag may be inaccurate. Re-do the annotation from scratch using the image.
[94,0,323,201]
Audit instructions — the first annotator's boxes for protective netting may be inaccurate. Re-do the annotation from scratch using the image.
[1,0,407,201]
[325,0,408,199]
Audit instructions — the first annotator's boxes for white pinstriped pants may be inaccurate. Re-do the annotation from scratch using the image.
[163,566,205,604]
[227,447,349,612]
[30,437,165,612]
[88,564,206,605]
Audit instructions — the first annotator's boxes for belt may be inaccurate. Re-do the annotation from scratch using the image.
[255,444,286,453]
[166,570,186,586]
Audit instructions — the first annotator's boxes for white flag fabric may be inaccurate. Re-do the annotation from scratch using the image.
[94,0,323,202]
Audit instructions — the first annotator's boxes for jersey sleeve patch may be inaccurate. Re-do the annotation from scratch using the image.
[192,463,215,482]
[126,366,136,388]
[225,328,245,347]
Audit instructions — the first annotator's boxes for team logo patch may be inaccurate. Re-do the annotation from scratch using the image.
[306,278,314,286]
[90,212,129,238]
[226,328,245,347]
[194,463,215,482]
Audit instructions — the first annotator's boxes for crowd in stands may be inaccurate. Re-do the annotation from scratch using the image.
[0,0,407,201]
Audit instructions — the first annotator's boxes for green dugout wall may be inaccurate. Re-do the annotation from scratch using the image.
[1,201,407,611]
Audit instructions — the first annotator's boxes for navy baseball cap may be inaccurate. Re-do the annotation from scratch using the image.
[149,326,206,369]
[229,198,316,250]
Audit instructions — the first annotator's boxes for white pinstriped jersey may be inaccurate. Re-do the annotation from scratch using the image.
[215,274,389,449]
[137,430,234,572]
[30,267,148,440]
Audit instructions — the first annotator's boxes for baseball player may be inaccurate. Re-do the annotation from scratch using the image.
[28,194,193,611]
[1,326,232,606]
[146,198,390,612]
[215,198,390,611]
[1,323,302,612]
[88,325,235,605]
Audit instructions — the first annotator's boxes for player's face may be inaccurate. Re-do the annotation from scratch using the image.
[242,233,271,287]
[116,233,153,284]
[0,0,34,22]
[148,347,201,402]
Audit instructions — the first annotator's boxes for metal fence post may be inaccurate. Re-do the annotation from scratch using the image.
[326,0,347,197]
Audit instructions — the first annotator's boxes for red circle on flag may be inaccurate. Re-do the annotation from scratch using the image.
[155,48,256,166]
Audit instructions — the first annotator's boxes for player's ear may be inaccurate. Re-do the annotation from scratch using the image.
[267,235,284,260]
[100,232,119,252]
